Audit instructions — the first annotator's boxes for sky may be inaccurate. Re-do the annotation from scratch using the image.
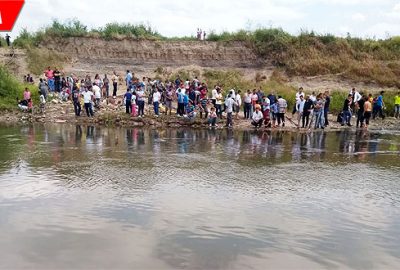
[5,0,400,39]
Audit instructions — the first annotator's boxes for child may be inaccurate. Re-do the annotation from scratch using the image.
[208,107,218,127]
[185,101,197,120]
[131,91,137,117]
[39,92,46,114]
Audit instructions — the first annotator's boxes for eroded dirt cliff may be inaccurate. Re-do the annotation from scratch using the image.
[41,37,264,74]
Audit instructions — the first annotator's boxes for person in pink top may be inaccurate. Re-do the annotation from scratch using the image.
[23,87,32,109]
[44,66,55,92]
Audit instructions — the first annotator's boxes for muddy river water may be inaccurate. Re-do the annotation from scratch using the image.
[0,124,399,269]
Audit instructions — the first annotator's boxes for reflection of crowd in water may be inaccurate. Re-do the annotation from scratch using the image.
[25,125,395,163]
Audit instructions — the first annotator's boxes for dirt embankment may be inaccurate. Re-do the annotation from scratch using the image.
[40,37,263,75]
[0,47,29,76]
[2,37,399,93]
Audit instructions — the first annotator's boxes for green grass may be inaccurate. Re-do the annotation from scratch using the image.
[0,65,39,110]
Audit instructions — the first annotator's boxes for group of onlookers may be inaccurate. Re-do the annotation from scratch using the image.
[19,68,398,130]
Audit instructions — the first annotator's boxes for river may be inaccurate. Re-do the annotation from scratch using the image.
[0,124,399,269]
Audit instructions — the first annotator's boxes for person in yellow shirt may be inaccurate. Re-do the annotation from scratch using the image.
[394,91,400,118]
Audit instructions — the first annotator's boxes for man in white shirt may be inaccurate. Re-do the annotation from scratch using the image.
[235,90,242,119]
[350,87,362,113]
[136,87,145,117]
[251,105,263,128]
[296,95,305,127]
[92,83,101,108]
[82,88,94,117]
[293,87,305,115]
[277,96,287,127]
[153,90,161,117]
[211,86,218,107]
[225,90,238,128]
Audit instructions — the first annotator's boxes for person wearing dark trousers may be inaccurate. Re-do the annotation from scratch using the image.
[372,91,385,120]
[302,96,314,128]
[124,89,132,114]
[72,88,81,116]
[356,96,365,128]
[111,71,118,98]
[82,88,94,117]
[342,94,353,126]
[324,91,330,127]
[224,91,238,128]
[84,101,94,117]
[54,68,61,92]
[5,34,11,47]
[177,89,185,116]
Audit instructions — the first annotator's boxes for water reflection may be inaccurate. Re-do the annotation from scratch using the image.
[0,124,400,269]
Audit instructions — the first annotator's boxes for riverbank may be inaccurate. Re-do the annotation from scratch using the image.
[1,99,399,132]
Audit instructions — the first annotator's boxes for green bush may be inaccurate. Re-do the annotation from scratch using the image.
[98,22,162,40]
[44,19,88,37]
[0,65,39,110]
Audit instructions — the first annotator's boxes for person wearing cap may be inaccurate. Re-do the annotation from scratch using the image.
[251,104,263,128]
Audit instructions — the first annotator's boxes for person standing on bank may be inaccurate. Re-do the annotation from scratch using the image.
[124,89,133,114]
[82,87,94,117]
[363,96,372,128]
[5,34,11,47]
[225,90,238,128]
[72,85,81,116]
[342,94,353,126]
[324,91,331,127]
[111,71,118,98]
[296,95,305,128]
[153,89,161,117]
[356,95,366,128]
[277,96,287,127]
[373,91,385,120]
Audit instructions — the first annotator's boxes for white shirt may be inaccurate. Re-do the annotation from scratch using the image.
[262,97,270,110]
[310,95,316,102]
[296,91,305,101]
[235,94,242,106]
[212,89,218,99]
[40,95,46,104]
[230,89,236,100]
[350,90,362,103]
[176,87,186,95]
[296,100,305,113]
[215,93,223,105]
[136,90,145,101]
[82,91,93,103]
[153,91,161,102]
[278,98,287,113]
[252,110,263,122]
[225,97,238,113]
[93,85,101,99]
[244,93,252,103]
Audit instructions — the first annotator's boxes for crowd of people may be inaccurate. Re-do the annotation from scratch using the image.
[23,66,397,130]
